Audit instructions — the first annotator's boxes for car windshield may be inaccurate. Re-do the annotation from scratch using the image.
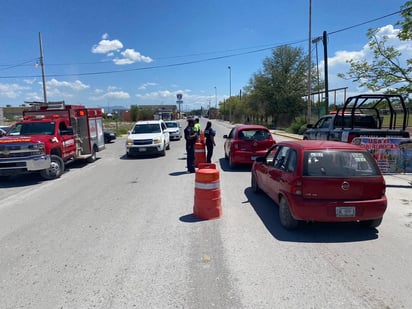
[238,129,271,141]
[8,122,55,136]
[303,150,381,177]
[132,124,161,134]
[166,122,178,128]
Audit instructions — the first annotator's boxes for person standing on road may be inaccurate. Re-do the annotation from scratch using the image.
[194,118,201,140]
[184,119,197,173]
[204,121,216,163]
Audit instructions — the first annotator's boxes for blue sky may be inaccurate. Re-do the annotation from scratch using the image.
[0,0,409,112]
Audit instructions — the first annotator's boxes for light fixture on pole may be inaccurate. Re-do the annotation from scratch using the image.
[228,66,231,122]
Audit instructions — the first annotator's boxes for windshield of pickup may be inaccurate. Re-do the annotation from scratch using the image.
[7,122,55,136]
[132,123,161,134]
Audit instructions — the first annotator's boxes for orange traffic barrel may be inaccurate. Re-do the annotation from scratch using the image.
[199,130,205,145]
[193,163,222,220]
[194,141,206,167]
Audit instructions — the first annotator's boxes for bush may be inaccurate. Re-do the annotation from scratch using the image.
[286,117,307,134]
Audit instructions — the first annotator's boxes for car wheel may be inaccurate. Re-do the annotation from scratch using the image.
[228,153,235,169]
[361,217,383,228]
[279,197,298,230]
[161,144,166,156]
[40,155,65,180]
[166,142,170,150]
[251,172,261,193]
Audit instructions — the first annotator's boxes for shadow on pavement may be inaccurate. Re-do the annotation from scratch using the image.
[244,187,380,243]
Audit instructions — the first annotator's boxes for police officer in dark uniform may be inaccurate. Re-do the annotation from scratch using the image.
[204,121,216,163]
[184,118,197,173]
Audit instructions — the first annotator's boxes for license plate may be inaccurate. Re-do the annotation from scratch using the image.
[251,156,257,161]
[336,206,356,217]
[139,147,147,152]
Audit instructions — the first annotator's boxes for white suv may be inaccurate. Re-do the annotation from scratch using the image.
[126,120,170,157]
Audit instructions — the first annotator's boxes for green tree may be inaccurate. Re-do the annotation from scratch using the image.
[130,105,139,122]
[338,1,412,94]
[245,45,308,127]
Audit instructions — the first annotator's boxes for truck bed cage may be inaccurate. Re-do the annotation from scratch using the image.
[336,94,409,130]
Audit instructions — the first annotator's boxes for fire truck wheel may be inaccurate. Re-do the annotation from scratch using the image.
[40,155,65,180]
[87,146,97,163]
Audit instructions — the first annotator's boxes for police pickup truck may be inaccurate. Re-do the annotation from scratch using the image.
[303,94,410,143]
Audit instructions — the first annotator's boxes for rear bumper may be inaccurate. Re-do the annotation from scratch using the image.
[287,194,387,222]
[231,150,268,164]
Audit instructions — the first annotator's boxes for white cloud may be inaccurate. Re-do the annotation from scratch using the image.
[103,91,130,99]
[0,83,30,99]
[91,90,130,101]
[24,79,37,85]
[138,82,157,90]
[91,39,123,54]
[113,49,153,65]
[46,79,90,91]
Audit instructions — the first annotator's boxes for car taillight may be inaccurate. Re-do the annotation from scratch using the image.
[347,133,357,143]
[292,180,303,195]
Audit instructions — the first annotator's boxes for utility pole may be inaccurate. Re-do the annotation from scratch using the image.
[228,66,231,122]
[307,0,312,123]
[323,31,329,113]
[38,32,48,104]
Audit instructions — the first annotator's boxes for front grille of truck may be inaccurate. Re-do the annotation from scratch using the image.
[133,139,153,145]
[0,143,43,159]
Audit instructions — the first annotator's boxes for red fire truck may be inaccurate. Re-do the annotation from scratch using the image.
[0,101,105,180]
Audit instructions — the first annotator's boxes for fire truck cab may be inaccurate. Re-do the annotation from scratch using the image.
[0,101,105,180]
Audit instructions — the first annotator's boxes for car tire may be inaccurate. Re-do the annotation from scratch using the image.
[228,153,235,169]
[40,155,65,180]
[166,142,170,150]
[251,172,261,193]
[161,144,166,156]
[361,217,383,228]
[279,197,298,230]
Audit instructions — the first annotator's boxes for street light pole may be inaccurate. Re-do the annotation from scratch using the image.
[38,32,47,104]
[214,86,217,109]
[228,66,231,122]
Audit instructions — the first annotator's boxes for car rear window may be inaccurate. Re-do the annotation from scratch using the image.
[238,129,271,141]
[303,150,381,177]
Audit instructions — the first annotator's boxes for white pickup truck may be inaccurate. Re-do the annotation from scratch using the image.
[125,120,171,157]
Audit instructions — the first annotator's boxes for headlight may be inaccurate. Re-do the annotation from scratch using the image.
[126,138,133,145]
[153,137,162,144]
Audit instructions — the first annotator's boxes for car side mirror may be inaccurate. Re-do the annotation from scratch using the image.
[223,134,228,139]
[255,157,265,163]
[306,124,313,129]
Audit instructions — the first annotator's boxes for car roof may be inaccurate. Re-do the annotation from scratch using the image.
[235,124,270,131]
[135,120,163,125]
[277,140,366,151]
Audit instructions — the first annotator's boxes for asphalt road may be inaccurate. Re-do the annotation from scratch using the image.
[0,118,411,308]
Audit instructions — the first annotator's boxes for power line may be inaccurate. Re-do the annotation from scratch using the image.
[0,9,405,79]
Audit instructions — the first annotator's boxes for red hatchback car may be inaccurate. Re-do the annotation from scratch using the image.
[251,140,387,230]
[223,125,275,169]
